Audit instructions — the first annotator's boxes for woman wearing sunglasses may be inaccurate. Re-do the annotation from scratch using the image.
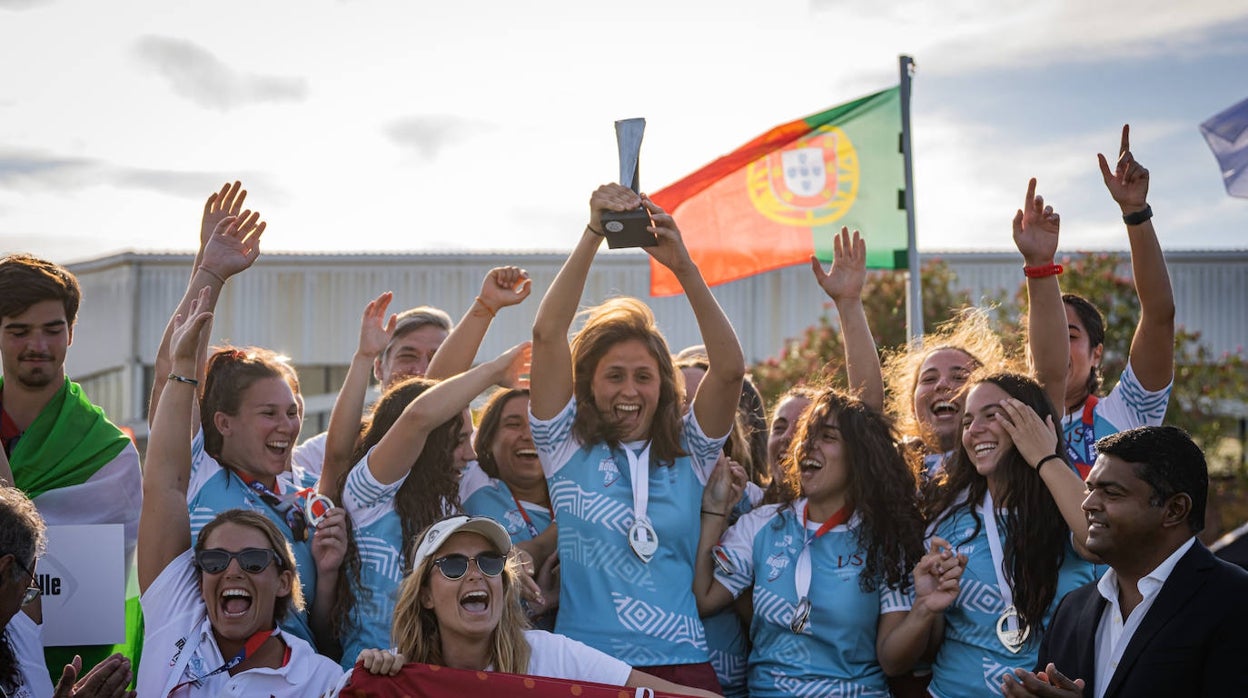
[335,515,720,697]
[136,295,344,696]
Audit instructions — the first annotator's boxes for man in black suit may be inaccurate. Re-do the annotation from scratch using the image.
[1002,425,1248,697]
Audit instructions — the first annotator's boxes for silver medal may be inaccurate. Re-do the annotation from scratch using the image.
[304,493,335,528]
[995,605,1030,653]
[628,518,659,563]
[789,596,812,634]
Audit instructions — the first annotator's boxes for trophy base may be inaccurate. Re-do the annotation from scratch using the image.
[602,207,656,248]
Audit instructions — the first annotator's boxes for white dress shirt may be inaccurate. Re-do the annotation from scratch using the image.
[1093,536,1196,698]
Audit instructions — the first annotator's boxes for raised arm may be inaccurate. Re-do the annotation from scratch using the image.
[426,266,532,380]
[318,292,397,499]
[998,398,1096,561]
[139,286,213,593]
[148,211,265,427]
[641,196,746,438]
[1014,177,1069,412]
[692,455,745,615]
[1098,124,1174,391]
[811,227,884,411]
[529,186,630,419]
[365,343,530,485]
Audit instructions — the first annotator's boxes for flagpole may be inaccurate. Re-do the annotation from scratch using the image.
[899,54,923,342]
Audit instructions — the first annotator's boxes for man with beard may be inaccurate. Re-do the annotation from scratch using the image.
[0,254,142,681]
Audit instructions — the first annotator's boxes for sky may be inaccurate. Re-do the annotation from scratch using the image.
[1,0,1246,266]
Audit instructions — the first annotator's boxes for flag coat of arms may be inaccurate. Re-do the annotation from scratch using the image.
[650,87,907,296]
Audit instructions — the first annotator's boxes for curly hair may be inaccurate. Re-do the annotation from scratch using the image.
[391,523,531,673]
[570,297,686,465]
[881,307,1011,459]
[922,372,1071,634]
[784,388,924,592]
[349,377,463,573]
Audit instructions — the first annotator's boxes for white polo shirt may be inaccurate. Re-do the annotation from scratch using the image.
[136,549,343,697]
[1093,537,1196,698]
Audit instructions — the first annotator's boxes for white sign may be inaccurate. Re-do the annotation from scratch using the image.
[40,524,125,646]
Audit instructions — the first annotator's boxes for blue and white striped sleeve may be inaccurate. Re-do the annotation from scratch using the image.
[342,448,405,529]
[529,397,581,477]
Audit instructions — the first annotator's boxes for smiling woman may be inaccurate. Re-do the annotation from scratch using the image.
[525,184,746,691]
[137,293,343,696]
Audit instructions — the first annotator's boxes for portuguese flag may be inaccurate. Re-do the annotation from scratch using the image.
[650,86,907,296]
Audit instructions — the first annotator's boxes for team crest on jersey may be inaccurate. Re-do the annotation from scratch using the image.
[746,125,860,228]
[765,552,791,582]
[599,456,621,487]
[504,509,525,534]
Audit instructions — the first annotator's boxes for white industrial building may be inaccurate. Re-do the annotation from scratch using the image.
[65,249,1248,443]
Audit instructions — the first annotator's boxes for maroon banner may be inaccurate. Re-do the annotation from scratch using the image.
[339,661,695,698]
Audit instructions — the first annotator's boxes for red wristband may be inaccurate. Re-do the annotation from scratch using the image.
[1023,263,1063,278]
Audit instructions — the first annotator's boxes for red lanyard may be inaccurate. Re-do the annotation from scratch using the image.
[232,469,315,542]
[166,627,280,696]
[510,492,552,540]
[803,503,853,540]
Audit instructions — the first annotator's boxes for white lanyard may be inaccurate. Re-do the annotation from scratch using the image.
[621,443,658,562]
[982,491,1029,652]
[621,442,653,524]
[790,500,851,634]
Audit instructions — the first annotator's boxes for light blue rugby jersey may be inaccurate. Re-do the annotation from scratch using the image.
[928,504,1095,698]
[187,430,319,648]
[715,500,908,698]
[529,398,725,667]
[1062,362,1171,474]
[460,462,553,544]
[337,449,454,671]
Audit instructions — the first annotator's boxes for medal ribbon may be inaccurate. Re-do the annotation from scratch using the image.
[232,469,312,542]
[165,627,280,696]
[620,442,654,530]
[793,500,853,603]
[981,492,1019,634]
[509,491,546,539]
[1064,395,1099,475]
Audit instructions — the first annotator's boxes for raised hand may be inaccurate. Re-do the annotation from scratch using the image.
[640,195,695,275]
[702,454,747,516]
[912,536,967,614]
[311,507,348,576]
[1098,124,1149,213]
[358,291,397,360]
[169,286,213,364]
[479,266,533,311]
[810,227,867,302]
[1012,178,1060,266]
[997,398,1060,468]
[494,342,533,389]
[588,183,642,236]
[199,211,265,280]
[200,181,247,254]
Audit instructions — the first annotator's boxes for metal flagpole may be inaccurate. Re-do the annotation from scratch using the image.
[899,54,923,342]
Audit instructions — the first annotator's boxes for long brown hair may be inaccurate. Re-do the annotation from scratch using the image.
[570,297,685,465]
[390,524,531,673]
[787,388,924,592]
[922,372,1071,634]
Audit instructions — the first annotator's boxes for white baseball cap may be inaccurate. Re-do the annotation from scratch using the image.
[411,515,513,572]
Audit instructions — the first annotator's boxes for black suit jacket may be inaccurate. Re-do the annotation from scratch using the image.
[1037,541,1248,697]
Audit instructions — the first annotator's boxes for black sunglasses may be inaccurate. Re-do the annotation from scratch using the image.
[195,548,283,575]
[432,552,506,580]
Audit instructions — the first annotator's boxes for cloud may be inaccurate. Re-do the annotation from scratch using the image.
[0,0,53,9]
[0,147,278,199]
[384,115,492,161]
[132,35,308,111]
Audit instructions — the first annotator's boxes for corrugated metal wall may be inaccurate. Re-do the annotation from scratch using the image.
[67,249,1248,429]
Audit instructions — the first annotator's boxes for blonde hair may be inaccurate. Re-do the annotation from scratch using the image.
[880,307,1013,454]
[390,527,532,673]
[195,509,305,620]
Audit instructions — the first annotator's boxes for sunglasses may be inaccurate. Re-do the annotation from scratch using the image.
[195,548,283,575]
[432,552,506,580]
[11,556,40,606]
